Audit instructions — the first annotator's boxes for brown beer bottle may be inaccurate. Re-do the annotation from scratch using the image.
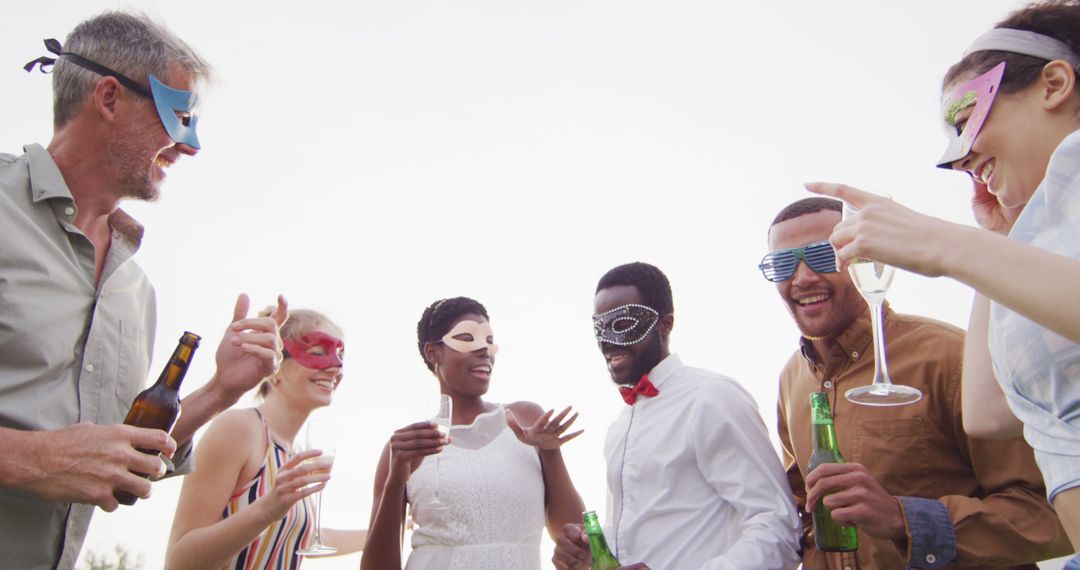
[114,331,201,505]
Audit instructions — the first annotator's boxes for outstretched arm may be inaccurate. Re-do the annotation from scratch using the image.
[320,529,367,555]
[506,402,586,538]
[808,183,1080,345]
[170,294,287,451]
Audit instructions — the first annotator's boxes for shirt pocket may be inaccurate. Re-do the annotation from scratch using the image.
[851,417,931,497]
[115,320,149,418]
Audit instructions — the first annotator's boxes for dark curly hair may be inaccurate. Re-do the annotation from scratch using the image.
[416,297,490,371]
[944,0,1080,97]
[595,262,674,315]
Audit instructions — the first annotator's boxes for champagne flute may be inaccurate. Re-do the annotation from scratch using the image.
[296,418,337,556]
[421,393,452,511]
[842,201,923,406]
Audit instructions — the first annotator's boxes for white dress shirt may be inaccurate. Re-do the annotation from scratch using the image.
[604,354,800,570]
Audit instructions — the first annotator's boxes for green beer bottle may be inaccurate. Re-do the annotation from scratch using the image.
[807,391,858,552]
[582,510,621,570]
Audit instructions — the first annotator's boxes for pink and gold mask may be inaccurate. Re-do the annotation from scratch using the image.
[937,62,1005,168]
[283,331,345,370]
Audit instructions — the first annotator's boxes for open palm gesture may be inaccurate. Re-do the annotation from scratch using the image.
[506,406,583,451]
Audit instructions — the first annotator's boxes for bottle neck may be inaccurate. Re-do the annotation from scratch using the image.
[810,402,839,452]
[159,343,196,391]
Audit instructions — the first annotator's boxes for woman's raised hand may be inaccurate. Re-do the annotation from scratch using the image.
[506,406,584,451]
[807,182,955,277]
[388,421,447,474]
[970,180,1025,234]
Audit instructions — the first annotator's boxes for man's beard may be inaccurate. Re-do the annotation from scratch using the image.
[104,136,159,202]
[620,331,664,386]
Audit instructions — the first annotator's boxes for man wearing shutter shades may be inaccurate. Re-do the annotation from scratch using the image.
[552,261,800,570]
[765,197,1069,569]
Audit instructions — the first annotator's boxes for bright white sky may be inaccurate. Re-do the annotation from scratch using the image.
[2,1,1071,569]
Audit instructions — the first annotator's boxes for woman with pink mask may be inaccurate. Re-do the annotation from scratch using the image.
[361,296,584,570]
[809,0,1080,555]
[166,308,366,569]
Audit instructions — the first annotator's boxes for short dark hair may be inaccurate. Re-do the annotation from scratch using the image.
[595,262,674,315]
[416,297,490,371]
[943,0,1080,97]
[770,197,842,227]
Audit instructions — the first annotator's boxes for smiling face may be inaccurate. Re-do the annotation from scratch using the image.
[768,210,866,341]
[104,67,199,202]
[593,284,670,386]
[275,322,345,410]
[945,78,1052,209]
[425,313,496,397]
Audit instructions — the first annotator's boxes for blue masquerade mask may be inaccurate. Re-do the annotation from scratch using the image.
[25,39,201,149]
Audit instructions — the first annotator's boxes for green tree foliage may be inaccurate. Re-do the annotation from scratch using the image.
[81,545,144,570]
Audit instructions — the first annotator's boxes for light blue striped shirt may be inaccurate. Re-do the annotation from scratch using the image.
[989,128,1080,500]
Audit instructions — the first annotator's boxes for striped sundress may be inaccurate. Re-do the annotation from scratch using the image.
[221,409,313,570]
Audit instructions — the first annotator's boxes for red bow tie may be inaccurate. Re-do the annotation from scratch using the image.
[619,375,660,405]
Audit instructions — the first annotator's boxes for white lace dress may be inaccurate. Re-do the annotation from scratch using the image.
[405,403,545,570]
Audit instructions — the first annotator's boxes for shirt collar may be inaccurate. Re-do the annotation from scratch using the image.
[799,303,891,370]
[108,209,145,244]
[646,353,683,390]
[1041,127,1080,206]
[25,143,145,245]
[25,143,72,203]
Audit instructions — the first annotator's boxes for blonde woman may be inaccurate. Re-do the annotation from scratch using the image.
[167,308,365,569]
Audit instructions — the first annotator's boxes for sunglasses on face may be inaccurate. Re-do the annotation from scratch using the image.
[759,240,838,282]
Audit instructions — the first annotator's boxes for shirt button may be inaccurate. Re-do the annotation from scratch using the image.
[823,381,833,389]
[851,351,859,359]
[844,566,852,570]
[926,554,937,564]
[85,363,95,372]
[64,206,75,216]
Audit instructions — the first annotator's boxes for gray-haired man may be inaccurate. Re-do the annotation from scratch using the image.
[1,12,285,569]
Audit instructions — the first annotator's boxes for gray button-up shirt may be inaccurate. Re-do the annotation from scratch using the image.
[0,144,178,569]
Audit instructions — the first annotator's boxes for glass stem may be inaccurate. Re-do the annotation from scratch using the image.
[312,491,323,545]
[868,300,892,386]
[434,455,441,501]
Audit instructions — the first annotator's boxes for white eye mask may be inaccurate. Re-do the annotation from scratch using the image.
[441,320,499,355]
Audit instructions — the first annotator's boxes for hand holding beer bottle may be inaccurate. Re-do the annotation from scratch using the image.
[114,332,201,505]
[806,392,858,552]
[583,510,620,570]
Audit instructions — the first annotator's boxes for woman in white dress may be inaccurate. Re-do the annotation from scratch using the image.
[361,297,585,570]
